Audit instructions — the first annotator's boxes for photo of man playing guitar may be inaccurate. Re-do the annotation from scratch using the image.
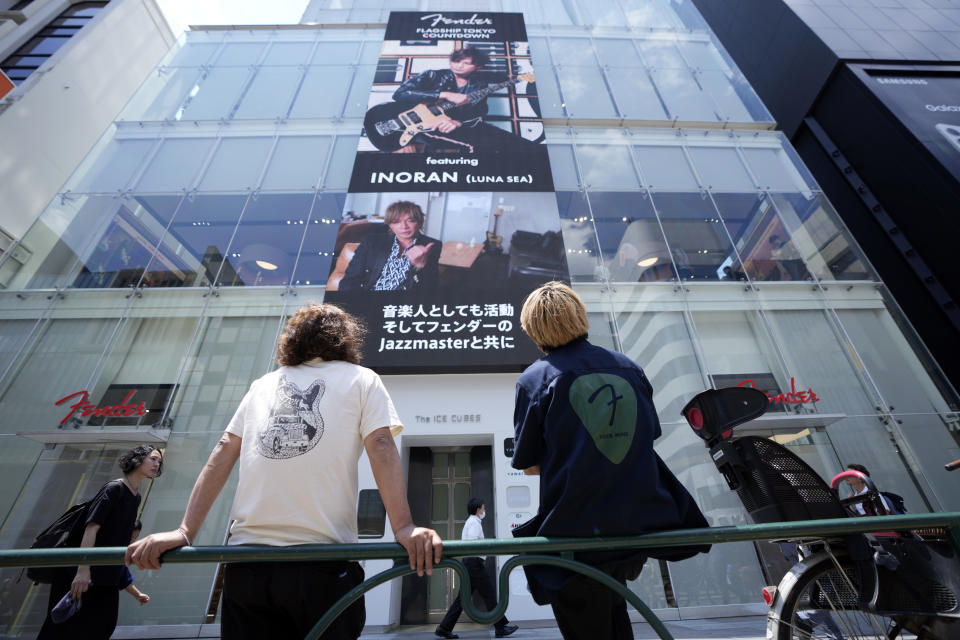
[375,46,542,154]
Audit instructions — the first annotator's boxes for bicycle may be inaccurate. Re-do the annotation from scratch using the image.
[681,387,960,639]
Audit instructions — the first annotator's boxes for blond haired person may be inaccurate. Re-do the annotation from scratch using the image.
[511,282,709,640]
[338,200,441,292]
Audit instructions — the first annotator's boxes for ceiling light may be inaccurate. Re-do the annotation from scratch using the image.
[255,260,279,271]
[637,257,658,267]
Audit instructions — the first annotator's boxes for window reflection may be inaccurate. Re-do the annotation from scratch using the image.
[771,192,873,281]
[218,193,315,287]
[650,192,738,281]
[588,192,674,282]
[290,193,344,286]
[139,194,247,287]
[712,193,810,283]
[555,191,602,282]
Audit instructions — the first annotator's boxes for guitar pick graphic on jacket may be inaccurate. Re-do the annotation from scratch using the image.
[569,373,637,464]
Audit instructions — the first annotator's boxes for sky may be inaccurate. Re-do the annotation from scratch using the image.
[155,0,312,35]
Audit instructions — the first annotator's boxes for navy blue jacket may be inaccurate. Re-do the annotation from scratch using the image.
[512,337,709,602]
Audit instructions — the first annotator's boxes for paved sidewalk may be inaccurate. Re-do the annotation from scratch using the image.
[361,616,767,640]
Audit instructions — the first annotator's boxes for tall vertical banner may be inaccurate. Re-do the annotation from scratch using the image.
[325,11,568,373]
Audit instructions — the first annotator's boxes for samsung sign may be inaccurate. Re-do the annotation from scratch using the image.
[865,70,960,181]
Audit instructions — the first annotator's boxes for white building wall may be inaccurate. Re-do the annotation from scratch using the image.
[0,0,174,243]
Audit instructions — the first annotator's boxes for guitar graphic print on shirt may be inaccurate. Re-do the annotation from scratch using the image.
[256,376,326,460]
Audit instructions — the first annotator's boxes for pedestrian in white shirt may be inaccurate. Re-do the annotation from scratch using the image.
[436,498,518,639]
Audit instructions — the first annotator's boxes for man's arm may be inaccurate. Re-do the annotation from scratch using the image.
[364,427,442,576]
[522,465,540,476]
[126,432,242,570]
[70,522,100,599]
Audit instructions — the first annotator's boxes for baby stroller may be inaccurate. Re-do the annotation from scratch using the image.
[681,386,960,640]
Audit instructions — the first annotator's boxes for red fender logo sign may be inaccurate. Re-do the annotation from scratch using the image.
[55,390,148,425]
[736,378,820,404]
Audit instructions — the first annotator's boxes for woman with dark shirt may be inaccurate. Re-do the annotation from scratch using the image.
[338,200,441,292]
[37,445,163,639]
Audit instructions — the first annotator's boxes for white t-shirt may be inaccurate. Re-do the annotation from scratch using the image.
[461,514,484,541]
[225,359,402,546]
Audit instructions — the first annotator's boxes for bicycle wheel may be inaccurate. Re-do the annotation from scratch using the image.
[768,551,897,640]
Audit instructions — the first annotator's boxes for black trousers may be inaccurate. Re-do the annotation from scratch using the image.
[222,560,365,640]
[437,557,509,632]
[550,571,633,640]
[37,570,119,640]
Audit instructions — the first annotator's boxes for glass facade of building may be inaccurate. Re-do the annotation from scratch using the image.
[0,0,957,635]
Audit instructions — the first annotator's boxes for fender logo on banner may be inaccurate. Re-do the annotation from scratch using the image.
[323,11,569,374]
[55,390,148,425]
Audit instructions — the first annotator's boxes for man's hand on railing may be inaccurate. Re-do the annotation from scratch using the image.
[125,530,188,570]
[394,524,442,577]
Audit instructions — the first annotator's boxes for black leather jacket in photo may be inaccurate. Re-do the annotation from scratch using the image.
[338,225,441,292]
[392,69,503,122]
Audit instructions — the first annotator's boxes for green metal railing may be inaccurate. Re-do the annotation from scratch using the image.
[3,512,959,640]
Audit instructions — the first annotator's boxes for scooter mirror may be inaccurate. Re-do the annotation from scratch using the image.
[681,387,769,444]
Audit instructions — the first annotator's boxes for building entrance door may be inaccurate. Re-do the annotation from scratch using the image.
[400,445,494,625]
[0,443,152,638]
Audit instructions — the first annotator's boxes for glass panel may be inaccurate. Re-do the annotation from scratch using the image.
[261,136,331,191]
[669,543,765,606]
[632,145,698,190]
[651,192,736,281]
[119,431,238,625]
[141,194,248,288]
[179,68,251,121]
[555,191,603,282]
[453,452,469,478]
[137,67,204,121]
[548,37,595,66]
[344,65,376,118]
[770,193,874,281]
[740,146,813,193]
[556,66,617,118]
[289,66,353,118]
[0,444,150,636]
[135,138,215,192]
[17,36,68,57]
[358,489,386,538]
[613,305,703,420]
[686,146,754,191]
[309,41,360,65]
[432,483,449,519]
[263,42,314,66]
[233,67,302,119]
[167,42,219,67]
[546,143,580,190]
[712,193,811,283]
[196,137,274,192]
[218,193,315,287]
[691,310,782,389]
[71,138,156,194]
[213,42,265,66]
[593,38,643,67]
[0,318,115,430]
[589,192,674,283]
[453,482,470,519]
[323,136,360,190]
[676,40,728,72]
[627,560,669,609]
[651,68,719,122]
[698,70,754,122]
[577,144,640,190]
[529,60,564,117]
[432,452,449,479]
[290,193,342,286]
[165,312,283,433]
[604,68,668,120]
